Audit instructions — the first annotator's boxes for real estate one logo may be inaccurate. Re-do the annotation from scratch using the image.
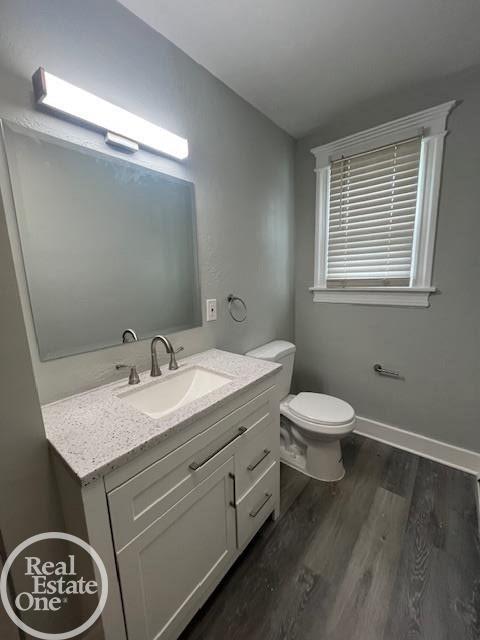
[0,532,108,640]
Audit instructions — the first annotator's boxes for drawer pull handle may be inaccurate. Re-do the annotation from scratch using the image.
[247,449,271,471]
[189,427,247,471]
[249,492,273,518]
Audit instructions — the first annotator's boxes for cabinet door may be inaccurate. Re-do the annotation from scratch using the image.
[116,457,236,640]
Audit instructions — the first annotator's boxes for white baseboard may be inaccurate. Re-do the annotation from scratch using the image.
[355,416,480,477]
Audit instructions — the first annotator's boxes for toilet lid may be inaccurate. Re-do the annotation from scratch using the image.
[289,392,354,426]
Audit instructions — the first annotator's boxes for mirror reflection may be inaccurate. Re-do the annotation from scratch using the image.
[3,125,201,360]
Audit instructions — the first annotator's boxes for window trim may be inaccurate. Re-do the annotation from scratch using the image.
[310,101,456,307]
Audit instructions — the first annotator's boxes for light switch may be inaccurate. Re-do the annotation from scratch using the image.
[206,299,217,322]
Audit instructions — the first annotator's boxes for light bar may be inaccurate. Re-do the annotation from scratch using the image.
[32,68,188,160]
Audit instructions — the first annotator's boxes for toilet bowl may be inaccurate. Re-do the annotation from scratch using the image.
[246,341,356,482]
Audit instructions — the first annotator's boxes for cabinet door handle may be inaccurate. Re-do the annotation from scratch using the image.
[247,449,271,471]
[189,427,247,471]
[249,492,273,518]
[228,472,237,508]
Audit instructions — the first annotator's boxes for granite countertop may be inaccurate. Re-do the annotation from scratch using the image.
[42,349,281,486]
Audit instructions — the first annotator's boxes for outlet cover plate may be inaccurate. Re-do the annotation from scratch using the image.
[206,299,217,321]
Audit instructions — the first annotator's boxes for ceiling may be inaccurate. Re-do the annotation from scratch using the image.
[118,0,480,137]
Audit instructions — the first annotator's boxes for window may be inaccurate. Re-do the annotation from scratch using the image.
[310,102,456,307]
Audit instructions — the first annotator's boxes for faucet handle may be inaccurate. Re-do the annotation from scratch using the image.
[169,346,184,371]
[116,363,140,385]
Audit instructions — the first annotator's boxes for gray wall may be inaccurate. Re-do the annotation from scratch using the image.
[0,0,295,404]
[294,65,480,452]
[0,189,66,631]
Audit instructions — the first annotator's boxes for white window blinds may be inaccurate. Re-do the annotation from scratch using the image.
[327,137,422,287]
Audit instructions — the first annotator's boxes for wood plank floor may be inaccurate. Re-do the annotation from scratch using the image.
[180,434,480,640]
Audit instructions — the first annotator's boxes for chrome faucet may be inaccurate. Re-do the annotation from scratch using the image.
[150,335,184,376]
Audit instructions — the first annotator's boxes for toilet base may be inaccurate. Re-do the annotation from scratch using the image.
[305,438,345,482]
[280,439,345,482]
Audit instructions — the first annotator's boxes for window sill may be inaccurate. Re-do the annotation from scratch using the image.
[309,286,436,307]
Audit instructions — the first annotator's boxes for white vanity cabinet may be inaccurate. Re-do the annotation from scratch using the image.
[53,374,280,640]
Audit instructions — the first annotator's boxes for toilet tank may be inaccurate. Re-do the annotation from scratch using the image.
[245,340,296,399]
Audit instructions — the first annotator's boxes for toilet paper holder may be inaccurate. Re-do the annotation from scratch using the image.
[373,363,402,379]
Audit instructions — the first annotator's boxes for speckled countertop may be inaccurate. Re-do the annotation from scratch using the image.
[42,349,280,486]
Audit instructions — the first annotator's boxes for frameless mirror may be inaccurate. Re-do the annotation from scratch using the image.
[2,124,201,360]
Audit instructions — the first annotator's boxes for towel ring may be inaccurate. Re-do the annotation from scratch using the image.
[227,294,247,323]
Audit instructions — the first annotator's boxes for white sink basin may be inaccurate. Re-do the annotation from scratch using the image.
[117,366,233,419]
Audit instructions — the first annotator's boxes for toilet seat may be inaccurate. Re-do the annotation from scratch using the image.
[281,392,355,437]
[290,392,354,425]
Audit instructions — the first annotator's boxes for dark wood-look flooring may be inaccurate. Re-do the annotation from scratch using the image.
[180,435,480,640]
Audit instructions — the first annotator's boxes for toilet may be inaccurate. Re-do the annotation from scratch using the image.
[246,340,356,481]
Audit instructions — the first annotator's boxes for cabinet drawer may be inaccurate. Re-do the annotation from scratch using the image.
[108,387,274,551]
[236,461,278,549]
[235,417,277,499]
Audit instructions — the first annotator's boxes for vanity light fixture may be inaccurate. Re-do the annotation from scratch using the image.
[32,67,189,160]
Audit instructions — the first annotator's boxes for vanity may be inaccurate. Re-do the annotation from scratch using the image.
[43,349,281,640]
